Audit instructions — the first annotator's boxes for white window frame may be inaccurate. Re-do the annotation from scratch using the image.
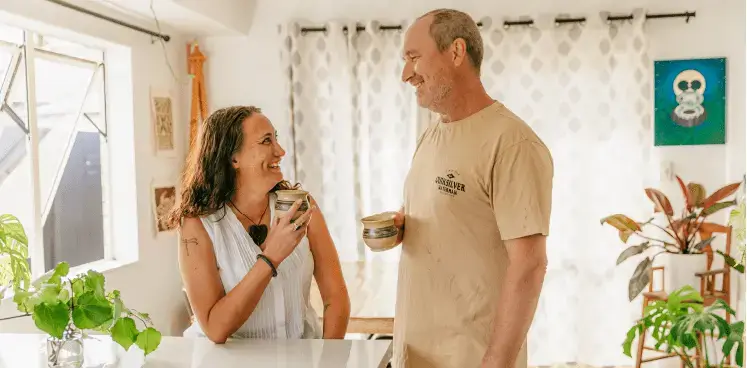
[0,28,113,279]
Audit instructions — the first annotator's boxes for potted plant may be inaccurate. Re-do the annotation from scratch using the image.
[0,214,162,367]
[601,176,742,301]
[622,285,744,368]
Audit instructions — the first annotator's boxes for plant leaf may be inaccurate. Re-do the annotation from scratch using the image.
[629,257,652,301]
[38,283,62,304]
[84,271,106,297]
[110,317,139,350]
[33,302,70,339]
[135,327,162,356]
[53,262,69,279]
[676,176,693,209]
[724,321,745,366]
[72,292,113,330]
[688,183,707,207]
[645,188,674,216]
[0,214,28,247]
[601,214,641,232]
[71,278,85,300]
[692,236,715,252]
[702,182,742,210]
[58,288,70,304]
[702,200,736,216]
[617,243,649,265]
[717,250,745,273]
[622,324,642,357]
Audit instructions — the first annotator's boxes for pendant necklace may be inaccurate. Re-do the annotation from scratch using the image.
[231,198,269,247]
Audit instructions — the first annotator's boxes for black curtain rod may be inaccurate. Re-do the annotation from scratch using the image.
[300,11,695,33]
[45,0,171,42]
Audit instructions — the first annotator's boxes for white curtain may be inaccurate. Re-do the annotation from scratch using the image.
[279,21,420,263]
[280,10,658,366]
[473,10,658,366]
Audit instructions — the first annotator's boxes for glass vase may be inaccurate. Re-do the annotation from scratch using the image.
[46,326,84,368]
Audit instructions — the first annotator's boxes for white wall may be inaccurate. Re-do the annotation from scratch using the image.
[200,0,745,185]
[0,0,190,336]
[199,0,746,317]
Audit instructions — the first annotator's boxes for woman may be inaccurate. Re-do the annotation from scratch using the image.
[166,106,350,343]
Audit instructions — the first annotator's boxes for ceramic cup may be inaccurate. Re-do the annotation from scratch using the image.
[361,212,400,252]
[275,190,310,222]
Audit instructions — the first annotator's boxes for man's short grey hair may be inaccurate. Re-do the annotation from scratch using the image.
[420,9,484,73]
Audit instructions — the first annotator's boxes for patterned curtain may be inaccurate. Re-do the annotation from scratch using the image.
[278,21,420,263]
[474,10,658,366]
[281,9,658,365]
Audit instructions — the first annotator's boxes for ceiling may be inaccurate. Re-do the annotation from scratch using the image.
[80,0,254,37]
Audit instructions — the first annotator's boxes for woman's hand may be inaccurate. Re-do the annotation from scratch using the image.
[263,199,315,266]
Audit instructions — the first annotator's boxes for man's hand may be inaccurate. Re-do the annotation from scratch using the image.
[393,207,405,245]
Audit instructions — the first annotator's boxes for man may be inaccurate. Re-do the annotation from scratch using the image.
[390,8,553,368]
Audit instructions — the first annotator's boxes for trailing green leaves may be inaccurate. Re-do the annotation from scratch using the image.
[33,302,70,339]
[0,213,162,358]
[72,292,113,329]
[135,327,162,355]
[110,317,139,350]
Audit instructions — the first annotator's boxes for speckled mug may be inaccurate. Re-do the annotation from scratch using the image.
[274,190,309,222]
[361,212,399,252]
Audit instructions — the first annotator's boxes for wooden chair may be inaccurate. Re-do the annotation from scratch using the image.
[635,225,733,368]
[182,287,196,324]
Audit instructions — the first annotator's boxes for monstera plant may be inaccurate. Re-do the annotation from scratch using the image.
[623,285,744,368]
[601,176,742,301]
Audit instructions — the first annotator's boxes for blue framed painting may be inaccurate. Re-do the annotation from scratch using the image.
[653,57,726,146]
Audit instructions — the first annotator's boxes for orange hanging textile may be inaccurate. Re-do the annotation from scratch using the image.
[187,43,207,153]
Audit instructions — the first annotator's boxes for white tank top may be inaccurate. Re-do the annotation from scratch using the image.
[183,193,322,339]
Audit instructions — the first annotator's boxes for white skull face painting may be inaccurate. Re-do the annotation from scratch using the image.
[671,69,707,127]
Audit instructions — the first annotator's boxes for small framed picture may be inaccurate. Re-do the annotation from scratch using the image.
[150,89,177,156]
[152,183,177,233]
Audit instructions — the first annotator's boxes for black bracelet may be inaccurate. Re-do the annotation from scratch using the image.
[256,254,278,277]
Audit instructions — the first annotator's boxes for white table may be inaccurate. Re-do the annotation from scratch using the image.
[0,333,392,368]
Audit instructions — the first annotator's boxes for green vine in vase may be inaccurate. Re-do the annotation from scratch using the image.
[0,214,161,356]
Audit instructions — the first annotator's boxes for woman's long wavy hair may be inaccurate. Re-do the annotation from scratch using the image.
[165,106,298,229]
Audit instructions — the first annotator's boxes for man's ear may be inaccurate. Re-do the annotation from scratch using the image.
[451,38,467,67]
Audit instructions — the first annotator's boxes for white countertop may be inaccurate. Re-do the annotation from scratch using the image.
[0,334,392,368]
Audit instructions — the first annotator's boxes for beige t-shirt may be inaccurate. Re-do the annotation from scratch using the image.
[392,102,553,368]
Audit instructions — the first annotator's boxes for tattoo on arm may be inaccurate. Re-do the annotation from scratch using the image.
[182,237,198,256]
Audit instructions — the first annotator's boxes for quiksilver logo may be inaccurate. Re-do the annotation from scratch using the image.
[434,170,466,197]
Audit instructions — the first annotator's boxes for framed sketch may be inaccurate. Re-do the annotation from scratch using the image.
[654,57,727,146]
[152,184,177,233]
[150,90,176,156]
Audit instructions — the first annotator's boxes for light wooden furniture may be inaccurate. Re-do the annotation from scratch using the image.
[311,261,397,336]
[635,225,734,368]
[0,333,393,367]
